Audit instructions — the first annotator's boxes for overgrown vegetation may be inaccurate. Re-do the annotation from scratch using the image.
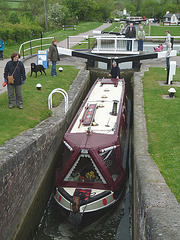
[143,68,180,203]
[0,65,79,145]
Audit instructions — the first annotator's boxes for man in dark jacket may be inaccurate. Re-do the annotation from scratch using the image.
[48,38,60,76]
[109,61,120,79]
[125,23,136,51]
[4,52,26,109]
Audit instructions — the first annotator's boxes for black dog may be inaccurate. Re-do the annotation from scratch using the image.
[30,63,46,77]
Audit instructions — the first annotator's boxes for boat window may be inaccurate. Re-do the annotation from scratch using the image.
[100,149,121,181]
[64,154,106,184]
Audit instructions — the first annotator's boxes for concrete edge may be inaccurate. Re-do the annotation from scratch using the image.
[133,64,180,239]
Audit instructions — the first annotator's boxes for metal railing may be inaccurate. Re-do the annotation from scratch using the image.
[48,88,68,113]
[66,35,90,49]
[19,37,54,58]
[91,36,137,53]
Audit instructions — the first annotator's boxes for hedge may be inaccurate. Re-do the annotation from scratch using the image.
[0,23,43,45]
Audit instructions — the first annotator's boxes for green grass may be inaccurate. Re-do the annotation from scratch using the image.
[3,21,103,59]
[150,25,180,36]
[0,65,79,145]
[142,68,180,203]
[143,24,180,38]
[102,22,123,33]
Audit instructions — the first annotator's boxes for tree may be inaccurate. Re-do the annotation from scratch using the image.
[26,0,44,17]
[62,0,81,22]
[125,3,136,16]
[161,3,180,17]
[9,12,20,24]
[95,0,114,21]
[47,3,68,27]
[141,0,160,18]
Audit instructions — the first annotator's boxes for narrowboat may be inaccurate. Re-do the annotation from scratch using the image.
[54,77,131,227]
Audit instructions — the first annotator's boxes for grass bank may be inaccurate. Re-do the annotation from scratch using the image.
[0,66,79,145]
[3,21,103,59]
[142,67,180,203]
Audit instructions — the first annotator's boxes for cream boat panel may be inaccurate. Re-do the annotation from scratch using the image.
[71,80,123,134]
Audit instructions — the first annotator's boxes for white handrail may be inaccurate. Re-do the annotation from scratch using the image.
[19,37,54,55]
[95,36,136,52]
[48,88,68,113]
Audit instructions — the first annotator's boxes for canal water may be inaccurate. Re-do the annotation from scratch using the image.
[33,178,132,240]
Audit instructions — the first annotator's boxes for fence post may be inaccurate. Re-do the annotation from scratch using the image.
[22,45,24,59]
[41,32,43,50]
[30,40,32,56]
[88,37,90,50]
[67,36,69,49]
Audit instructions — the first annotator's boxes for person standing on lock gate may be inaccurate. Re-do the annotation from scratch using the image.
[165,30,171,50]
[48,38,60,77]
[109,61,120,79]
[125,23,136,51]
[3,52,26,109]
[137,25,145,52]
[0,38,5,60]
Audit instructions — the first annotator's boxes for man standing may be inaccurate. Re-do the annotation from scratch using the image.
[125,23,136,51]
[48,38,60,76]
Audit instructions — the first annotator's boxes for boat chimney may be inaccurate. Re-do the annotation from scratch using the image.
[111,100,119,116]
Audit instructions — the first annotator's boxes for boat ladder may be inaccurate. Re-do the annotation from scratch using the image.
[48,88,68,113]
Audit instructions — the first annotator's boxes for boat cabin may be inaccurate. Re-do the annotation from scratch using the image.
[55,78,128,192]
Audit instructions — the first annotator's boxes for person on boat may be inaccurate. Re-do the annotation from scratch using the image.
[109,61,120,79]
[137,25,145,52]
[125,23,136,51]
[72,196,80,213]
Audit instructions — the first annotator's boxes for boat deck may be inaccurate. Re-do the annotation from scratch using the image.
[71,78,124,135]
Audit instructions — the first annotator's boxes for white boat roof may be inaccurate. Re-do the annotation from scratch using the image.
[71,78,124,135]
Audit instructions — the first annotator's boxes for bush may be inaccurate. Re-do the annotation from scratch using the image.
[0,23,43,44]
[47,3,66,27]
[9,12,20,24]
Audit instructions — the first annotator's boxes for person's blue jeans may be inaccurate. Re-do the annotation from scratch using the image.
[51,61,57,76]
[127,39,132,51]
[0,50,3,59]
[138,40,144,51]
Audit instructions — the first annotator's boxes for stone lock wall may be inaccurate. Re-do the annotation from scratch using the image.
[133,65,180,240]
[0,69,90,240]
